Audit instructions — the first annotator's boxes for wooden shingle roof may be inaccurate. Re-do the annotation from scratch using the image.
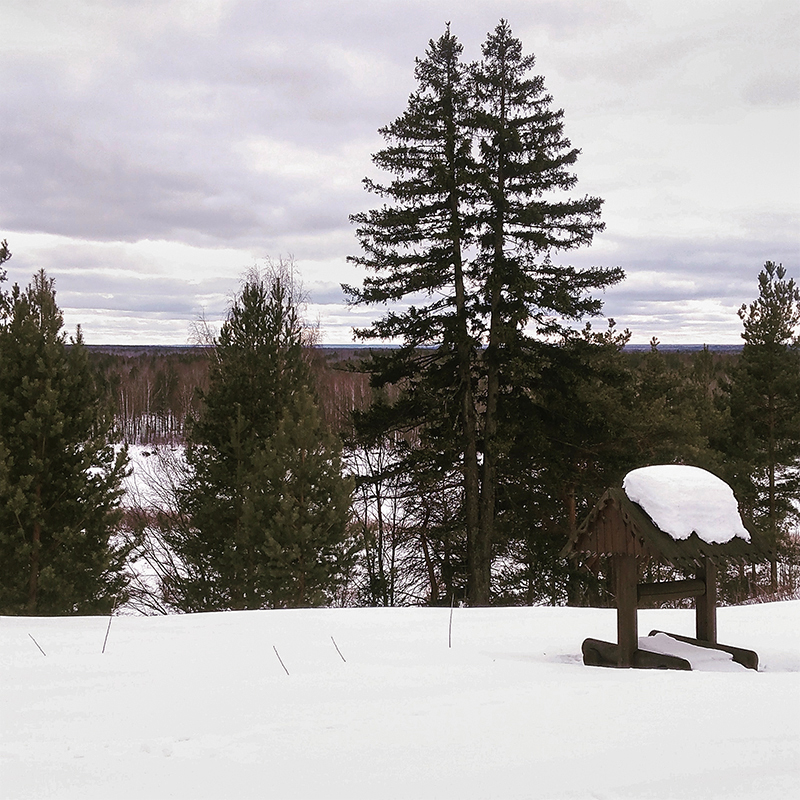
[562,488,771,570]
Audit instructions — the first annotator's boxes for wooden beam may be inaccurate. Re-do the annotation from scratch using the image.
[696,557,717,643]
[648,630,758,671]
[614,554,638,667]
[582,638,692,671]
[637,579,706,603]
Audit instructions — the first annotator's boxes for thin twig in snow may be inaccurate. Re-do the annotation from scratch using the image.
[331,635,346,663]
[448,594,454,649]
[273,645,290,676]
[29,634,46,656]
[101,597,118,654]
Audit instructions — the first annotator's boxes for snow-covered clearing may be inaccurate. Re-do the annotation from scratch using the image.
[3,602,799,800]
[121,444,185,509]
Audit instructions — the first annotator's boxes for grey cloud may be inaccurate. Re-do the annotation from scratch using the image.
[2,0,797,345]
[2,0,649,248]
[552,32,703,87]
[559,227,798,336]
[306,283,345,306]
[0,103,263,243]
[1,14,374,245]
[3,247,231,318]
[743,74,800,107]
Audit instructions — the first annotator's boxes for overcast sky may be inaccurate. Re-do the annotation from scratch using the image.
[2,0,798,345]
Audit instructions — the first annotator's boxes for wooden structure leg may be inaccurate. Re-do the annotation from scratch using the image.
[695,557,717,644]
[614,554,638,667]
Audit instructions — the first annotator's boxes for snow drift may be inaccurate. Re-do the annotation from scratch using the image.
[2,602,798,799]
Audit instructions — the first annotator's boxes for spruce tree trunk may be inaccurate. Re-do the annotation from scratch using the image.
[28,482,42,614]
[768,395,778,592]
[442,69,483,605]
[28,522,40,614]
[419,526,439,604]
[450,164,481,607]
[477,283,501,607]
[566,485,577,538]
[459,331,482,604]
[474,58,508,607]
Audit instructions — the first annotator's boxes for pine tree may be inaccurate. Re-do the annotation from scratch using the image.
[0,266,128,615]
[347,21,623,604]
[727,261,800,590]
[169,264,353,610]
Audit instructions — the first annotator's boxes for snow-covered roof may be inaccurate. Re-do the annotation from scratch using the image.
[562,467,766,569]
[622,465,750,545]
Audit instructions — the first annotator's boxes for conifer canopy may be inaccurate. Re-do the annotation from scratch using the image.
[0,262,128,615]
[169,263,353,610]
[346,21,623,604]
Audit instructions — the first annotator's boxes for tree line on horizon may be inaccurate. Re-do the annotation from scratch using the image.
[1,20,798,615]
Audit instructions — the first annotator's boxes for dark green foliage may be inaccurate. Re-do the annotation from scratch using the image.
[628,341,719,470]
[346,21,623,604]
[347,24,474,334]
[168,266,353,610]
[725,262,800,589]
[0,239,9,279]
[0,266,128,615]
[345,25,482,602]
[471,20,610,331]
[495,324,633,593]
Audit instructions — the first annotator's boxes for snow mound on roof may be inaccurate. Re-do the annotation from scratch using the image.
[622,465,750,544]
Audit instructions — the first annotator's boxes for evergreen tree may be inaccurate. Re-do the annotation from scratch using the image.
[726,261,800,590]
[169,265,352,610]
[347,21,622,604]
[0,239,9,279]
[346,25,481,604]
[628,340,717,468]
[494,322,635,605]
[0,266,128,615]
[470,20,621,602]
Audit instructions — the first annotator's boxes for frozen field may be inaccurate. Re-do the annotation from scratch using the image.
[2,602,798,799]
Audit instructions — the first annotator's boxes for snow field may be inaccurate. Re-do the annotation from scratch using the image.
[2,603,799,800]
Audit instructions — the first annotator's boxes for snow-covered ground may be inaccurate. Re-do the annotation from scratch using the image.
[3,602,798,799]
[121,444,186,510]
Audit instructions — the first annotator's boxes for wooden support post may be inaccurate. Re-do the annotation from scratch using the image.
[695,557,717,644]
[614,554,639,667]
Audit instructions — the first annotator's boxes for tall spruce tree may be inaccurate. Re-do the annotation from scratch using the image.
[470,20,620,601]
[726,261,800,590]
[346,25,481,604]
[0,265,128,615]
[170,265,352,610]
[347,21,622,604]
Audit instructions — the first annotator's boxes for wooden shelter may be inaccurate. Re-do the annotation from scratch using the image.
[562,486,768,670]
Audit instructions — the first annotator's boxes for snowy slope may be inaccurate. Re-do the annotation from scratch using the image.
[2,603,799,800]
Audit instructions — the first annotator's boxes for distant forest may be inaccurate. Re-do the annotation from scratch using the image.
[86,344,741,447]
[92,340,800,610]
[87,345,375,444]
